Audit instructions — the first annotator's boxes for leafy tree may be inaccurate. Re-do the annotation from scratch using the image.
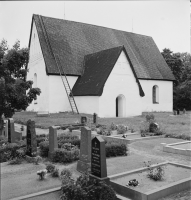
[161,48,191,110]
[0,39,41,134]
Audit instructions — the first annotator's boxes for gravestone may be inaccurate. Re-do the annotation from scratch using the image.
[8,118,15,143]
[173,110,177,115]
[77,126,91,173]
[93,113,98,125]
[26,120,37,157]
[48,126,58,158]
[183,108,186,114]
[81,116,87,125]
[177,109,180,115]
[1,119,8,138]
[91,136,107,178]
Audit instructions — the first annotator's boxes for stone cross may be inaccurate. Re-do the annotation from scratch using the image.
[26,120,37,157]
[8,118,15,143]
[77,126,91,173]
[91,136,107,178]
[48,126,58,158]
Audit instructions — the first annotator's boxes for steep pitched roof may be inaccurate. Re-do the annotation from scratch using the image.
[30,14,175,80]
[72,46,144,96]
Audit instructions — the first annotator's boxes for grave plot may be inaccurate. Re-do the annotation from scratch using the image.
[162,141,191,156]
[103,132,162,145]
[109,162,191,200]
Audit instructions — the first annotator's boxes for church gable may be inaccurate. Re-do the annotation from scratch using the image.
[72,46,144,97]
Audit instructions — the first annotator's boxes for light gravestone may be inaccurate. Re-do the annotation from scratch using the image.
[48,126,58,159]
[8,118,15,143]
[26,120,37,157]
[77,126,91,173]
[90,136,109,183]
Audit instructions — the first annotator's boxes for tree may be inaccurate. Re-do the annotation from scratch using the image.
[161,48,191,110]
[0,39,41,134]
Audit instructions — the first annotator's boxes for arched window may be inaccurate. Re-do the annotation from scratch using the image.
[34,73,37,88]
[153,85,159,103]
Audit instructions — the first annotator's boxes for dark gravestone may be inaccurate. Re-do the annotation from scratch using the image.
[81,116,87,125]
[8,118,15,143]
[91,136,107,178]
[93,113,98,125]
[26,120,37,157]
[177,109,180,115]
[173,110,177,115]
[77,127,91,173]
[48,126,58,159]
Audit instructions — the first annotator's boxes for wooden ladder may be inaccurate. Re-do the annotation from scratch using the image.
[55,55,79,114]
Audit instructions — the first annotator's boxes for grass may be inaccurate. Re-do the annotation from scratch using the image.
[13,111,191,140]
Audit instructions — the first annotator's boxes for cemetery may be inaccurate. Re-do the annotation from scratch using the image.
[0,112,191,200]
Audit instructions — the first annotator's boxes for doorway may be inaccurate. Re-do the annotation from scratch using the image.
[116,94,126,117]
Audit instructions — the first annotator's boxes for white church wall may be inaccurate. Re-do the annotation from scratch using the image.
[74,96,99,115]
[48,76,78,113]
[27,22,49,112]
[99,51,142,118]
[139,79,173,112]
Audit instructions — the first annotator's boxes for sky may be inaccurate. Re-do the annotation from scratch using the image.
[0,0,190,53]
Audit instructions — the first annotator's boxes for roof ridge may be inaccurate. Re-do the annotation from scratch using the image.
[33,14,152,39]
[85,46,124,58]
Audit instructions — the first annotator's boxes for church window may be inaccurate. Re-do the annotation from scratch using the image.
[153,85,159,103]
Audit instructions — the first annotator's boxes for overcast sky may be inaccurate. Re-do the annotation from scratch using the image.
[0,0,190,53]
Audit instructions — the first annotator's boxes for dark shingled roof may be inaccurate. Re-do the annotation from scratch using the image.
[30,14,175,81]
[72,46,145,96]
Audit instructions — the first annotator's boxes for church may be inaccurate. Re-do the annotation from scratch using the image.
[26,14,175,117]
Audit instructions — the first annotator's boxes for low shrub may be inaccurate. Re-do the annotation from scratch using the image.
[46,163,56,173]
[110,122,118,130]
[34,155,42,165]
[58,134,80,148]
[9,157,23,165]
[39,141,49,157]
[60,168,72,179]
[37,169,47,180]
[105,141,127,157]
[0,143,26,163]
[117,124,128,134]
[97,126,111,136]
[36,137,46,147]
[51,168,59,177]
[0,136,8,145]
[144,161,165,181]
[165,133,191,141]
[51,147,80,163]
[60,173,117,200]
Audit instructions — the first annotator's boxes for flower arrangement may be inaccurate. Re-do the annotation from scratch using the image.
[37,169,47,180]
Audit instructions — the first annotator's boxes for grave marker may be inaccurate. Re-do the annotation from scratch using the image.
[77,126,91,173]
[91,136,107,178]
[8,118,15,143]
[48,126,58,158]
[93,113,98,125]
[81,116,87,125]
[26,120,37,157]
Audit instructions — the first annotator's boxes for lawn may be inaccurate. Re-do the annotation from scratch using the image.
[13,111,191,139]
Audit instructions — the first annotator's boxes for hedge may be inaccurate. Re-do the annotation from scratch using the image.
[51,148,80,163]
[105,141,127,157]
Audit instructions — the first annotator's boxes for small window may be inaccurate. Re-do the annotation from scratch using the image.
[153,85,159,104]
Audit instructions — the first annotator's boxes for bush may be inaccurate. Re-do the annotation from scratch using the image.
[117,124,128,134]
[165,133,191,141]
[105,141,127,157]
[109,122,117,130]
[9,157,23,165]
[60,168,72,179]
[0,136,8,145]
[36,137,46,147]
[144,161,165,181]
[60,173,117,200]
[46,163,56,173]
[0,143,26,163]
[39,141,49,157]
[51,147,80,163]
[34,155,42,165]
[51,168,59,177]
[58,134,80,148]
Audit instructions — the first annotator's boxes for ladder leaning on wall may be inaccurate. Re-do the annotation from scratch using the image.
[54,55,79,114]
